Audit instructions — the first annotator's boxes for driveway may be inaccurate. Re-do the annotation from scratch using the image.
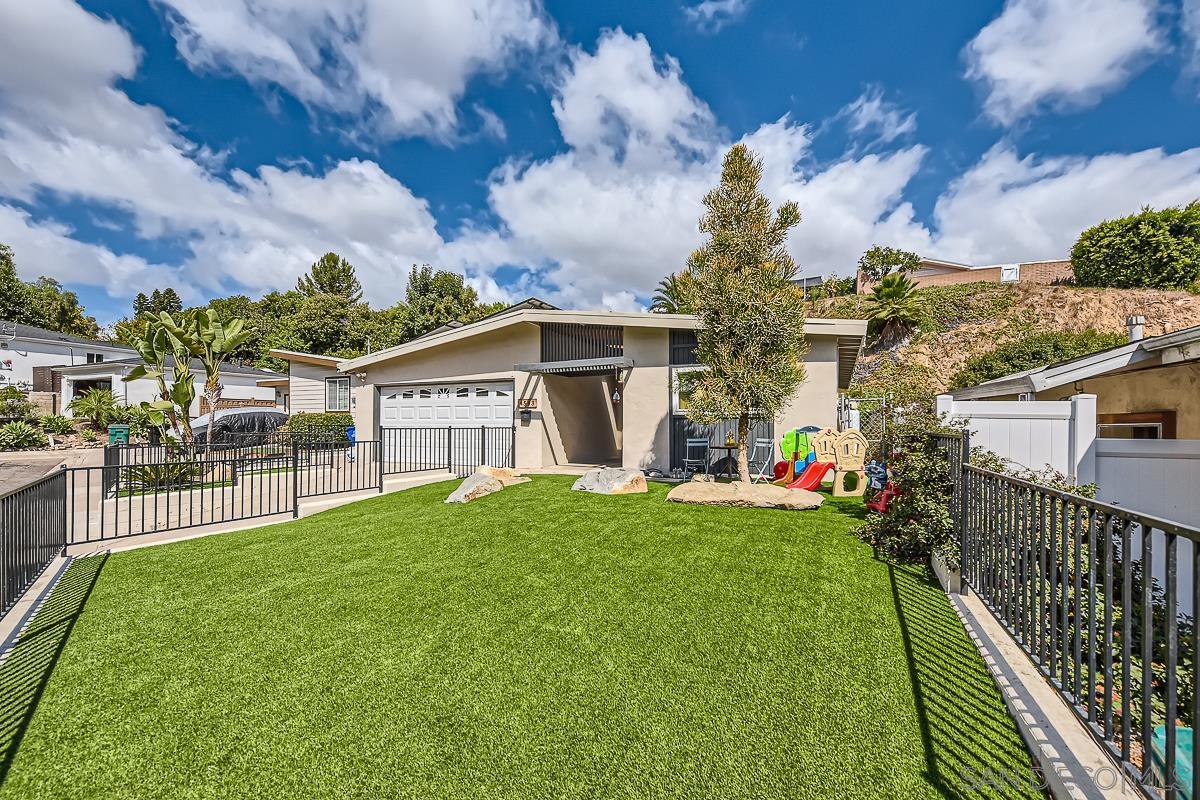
[0,448,104,495]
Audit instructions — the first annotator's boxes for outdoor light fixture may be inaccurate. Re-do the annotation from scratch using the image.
[611,386,621,405]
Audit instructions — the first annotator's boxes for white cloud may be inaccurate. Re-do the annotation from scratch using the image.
[153,0,554,140]
[964,0,1164,125]
[1184,0,1200,76]
[682,0,751,33]
[837,86,917,146]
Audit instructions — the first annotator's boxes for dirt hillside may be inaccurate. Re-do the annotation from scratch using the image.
[809,283,1200,397]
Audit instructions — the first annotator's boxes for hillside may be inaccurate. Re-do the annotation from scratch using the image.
[809,282,1200,400]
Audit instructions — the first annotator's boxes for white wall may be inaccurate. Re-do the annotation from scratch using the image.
[62,368,274,418]
[1095,439,1200,528]
[935,394,1097,484]
[0,336,133,387]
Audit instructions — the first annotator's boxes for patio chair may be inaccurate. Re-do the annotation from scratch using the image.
[748,438,776,483]
[682,438,711,477]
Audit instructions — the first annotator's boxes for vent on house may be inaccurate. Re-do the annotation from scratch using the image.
[1000,264,1021,283]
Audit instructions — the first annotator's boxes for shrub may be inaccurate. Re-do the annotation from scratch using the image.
[1071,202,1200,289]
[855,433,957,567]
[122,461,205,492]
[806,275,855,301]
[0,386,35,420]
[68,389,119,430]
[286,412,354,439]
[39,414,75,436]
[110,404,152,439]
[950,329,1126,389]
[0,420,48,450]
[867,273,923,343]
[81,428,98,444]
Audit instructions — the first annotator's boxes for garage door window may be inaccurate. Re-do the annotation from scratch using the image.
[325,377,350,412]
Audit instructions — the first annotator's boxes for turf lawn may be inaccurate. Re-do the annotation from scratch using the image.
[0,476,1039,799]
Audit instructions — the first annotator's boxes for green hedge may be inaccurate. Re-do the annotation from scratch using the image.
[286,412,354,438]
[950,329,1126,390]
[1071,203,1200,290]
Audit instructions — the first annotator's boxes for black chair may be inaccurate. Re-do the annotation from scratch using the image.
[683,438,711,476]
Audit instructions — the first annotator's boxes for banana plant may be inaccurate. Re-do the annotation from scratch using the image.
[157,309,253,418]
[119,315,197,443]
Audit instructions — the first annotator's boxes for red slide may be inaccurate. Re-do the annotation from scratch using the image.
[787,461,834,491]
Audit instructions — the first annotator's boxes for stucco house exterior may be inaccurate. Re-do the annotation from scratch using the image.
[856,258,1074,294]
[55,357,280,418]
[273,303,863,474]
[950,317,1200,440]
[0,320,136,390]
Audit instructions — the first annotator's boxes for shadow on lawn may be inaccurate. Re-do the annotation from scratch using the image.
[0,554,107,786]
[889,563,1041,799]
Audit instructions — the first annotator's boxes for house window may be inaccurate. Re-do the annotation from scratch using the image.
[670,366,706,415]
[1097,411,1176,440]
[476,388,488,397]
[86,353,105,364]
[456,387,470,398]
[325,377,350,412]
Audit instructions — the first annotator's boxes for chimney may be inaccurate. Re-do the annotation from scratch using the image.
[1126,314,1145,342]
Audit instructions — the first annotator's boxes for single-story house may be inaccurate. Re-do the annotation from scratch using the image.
[285,301,866,474]
[950,317,1200,440]
[856,258,1073,294]
[55,356,281,418]
[0,320,136,390]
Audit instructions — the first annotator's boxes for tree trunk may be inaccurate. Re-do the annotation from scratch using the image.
[736,412,751,483]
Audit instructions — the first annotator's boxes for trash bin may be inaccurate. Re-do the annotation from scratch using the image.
[108,423,130,445]
[346,425,356,443]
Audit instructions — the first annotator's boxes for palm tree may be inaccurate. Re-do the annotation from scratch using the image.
[68,389,119,430]
[867,273,923,343]
[649,272,697,313]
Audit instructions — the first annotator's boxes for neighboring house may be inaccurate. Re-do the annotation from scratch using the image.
[55,357,280,418]
[944,316,1200,528]
[267,350,345,415]
[319,301,866,474]
[0,320,135,390]
[856,258,1074,294]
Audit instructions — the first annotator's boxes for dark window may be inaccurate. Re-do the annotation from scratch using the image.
[86,353,105,364]
[539,323,623,362]
[669,329,699,365]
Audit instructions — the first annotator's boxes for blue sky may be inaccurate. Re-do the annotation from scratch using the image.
[2,0,1200,324]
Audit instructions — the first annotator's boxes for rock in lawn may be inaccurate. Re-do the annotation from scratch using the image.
[666,480,822,510]
[572,467,647,495]
[476,465,531,487]
[445,471,504,504]
[690,473,714,483]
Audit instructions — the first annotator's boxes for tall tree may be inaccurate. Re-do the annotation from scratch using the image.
[857,245,921,284]
[297,252,363,302]
[0,244,100,337]
[682,144,807,482]
[403,265,498,339]
[133,288,184,319]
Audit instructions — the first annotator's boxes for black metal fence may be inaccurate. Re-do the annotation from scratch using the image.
[381,426,516,478]
[935,435,1200,798]
[0,470,66,617]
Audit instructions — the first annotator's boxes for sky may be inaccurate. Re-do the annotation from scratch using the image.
[2,0,1200,325]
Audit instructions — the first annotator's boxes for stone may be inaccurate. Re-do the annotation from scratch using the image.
[571,467,648,495]
[445,471,504,504]
[666,480,823,510]
[690,473,715,482]
[476,465,531,487]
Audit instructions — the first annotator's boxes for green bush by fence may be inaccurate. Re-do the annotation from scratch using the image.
[286,412,354,439]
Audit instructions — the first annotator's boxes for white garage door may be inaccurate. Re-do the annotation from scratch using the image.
[379,382,514,428]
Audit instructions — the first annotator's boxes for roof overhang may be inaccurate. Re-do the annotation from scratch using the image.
[837,337,863,390]
[268,349,343,368]
[341,310,867,372]
[513,356,634,375]
[951,340,1154,400]
[256,377,289,388]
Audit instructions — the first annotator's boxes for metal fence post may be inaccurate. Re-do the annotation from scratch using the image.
[291,440,299,518]
[959,430,971,596]
[377,440,384,493]
[446,426,453,474]
[479,425,486,469]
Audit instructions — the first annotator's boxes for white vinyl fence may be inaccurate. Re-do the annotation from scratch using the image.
[935,394,1096,484]
[1094,438,1200,528]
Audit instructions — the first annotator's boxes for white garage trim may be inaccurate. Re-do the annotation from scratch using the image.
[379,381,514,428]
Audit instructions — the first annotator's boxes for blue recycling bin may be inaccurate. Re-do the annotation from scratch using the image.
[346,425,356,443]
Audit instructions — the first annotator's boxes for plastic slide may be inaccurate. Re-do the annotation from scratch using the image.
[787,460,835,491]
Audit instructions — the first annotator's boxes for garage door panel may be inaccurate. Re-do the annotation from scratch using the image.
[381,381,514,429]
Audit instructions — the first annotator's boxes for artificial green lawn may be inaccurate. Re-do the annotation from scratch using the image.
[0,476,1038,799]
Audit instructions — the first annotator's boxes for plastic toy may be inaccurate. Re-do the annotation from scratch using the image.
[773,427,820,485]
[784,428,838,490]
[865,482,901,514]
[864,460,887,492]
[831,430,869,497]
[788,460,835,490]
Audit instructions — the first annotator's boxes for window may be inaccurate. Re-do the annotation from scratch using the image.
[456,387,469,398]
[476,388,488,397]
[1098,411,1176,440]
[401,389,413,399]
[670,366,706,415]
[325,377,350,412]
[436,387,450,399]
[86,353,104,364]
[419,388,431,399]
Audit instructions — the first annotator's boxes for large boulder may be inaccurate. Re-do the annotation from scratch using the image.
[476,465,531,487]
[572,467,648,495]
[666,480,823,510]
[445,471,504,504]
